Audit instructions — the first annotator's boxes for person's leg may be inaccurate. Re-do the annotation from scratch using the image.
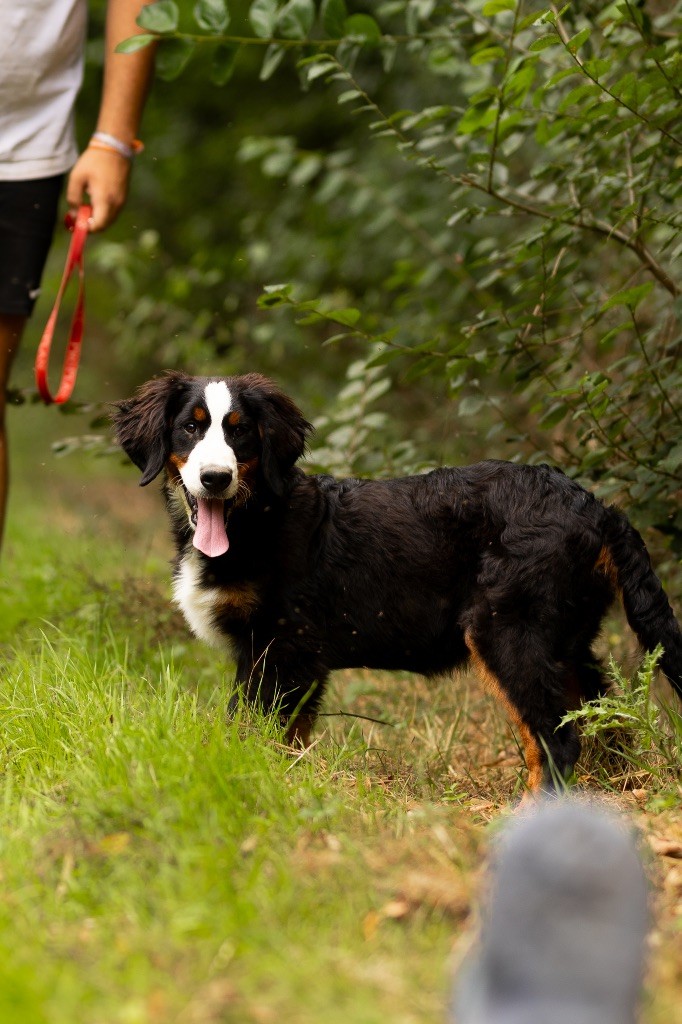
[0,174,64,553]
[0,314,26,547]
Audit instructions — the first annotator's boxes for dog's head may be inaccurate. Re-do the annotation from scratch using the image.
[113,372,312,557]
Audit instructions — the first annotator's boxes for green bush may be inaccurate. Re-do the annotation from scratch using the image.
[73,2,682,544]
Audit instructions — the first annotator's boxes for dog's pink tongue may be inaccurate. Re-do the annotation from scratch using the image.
[193,498,229,558]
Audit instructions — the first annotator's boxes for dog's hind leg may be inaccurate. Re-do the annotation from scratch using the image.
[573,649,610,704]
[464,623,581,795]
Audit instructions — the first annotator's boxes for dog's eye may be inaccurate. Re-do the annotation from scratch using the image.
[184,421,198,434]
[232,423,248,439]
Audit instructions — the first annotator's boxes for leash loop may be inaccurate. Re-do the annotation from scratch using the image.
[34,203,92,405]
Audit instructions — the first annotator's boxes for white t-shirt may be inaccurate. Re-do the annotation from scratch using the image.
[0,0,87,180]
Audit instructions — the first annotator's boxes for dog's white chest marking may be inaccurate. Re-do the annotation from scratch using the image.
[173,550,230,649]
[180,381,238,496]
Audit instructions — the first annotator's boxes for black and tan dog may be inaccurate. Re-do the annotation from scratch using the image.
[114,372,682,793]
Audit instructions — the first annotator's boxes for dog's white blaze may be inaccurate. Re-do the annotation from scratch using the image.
[180,380,239,497]
[173,550,234,650]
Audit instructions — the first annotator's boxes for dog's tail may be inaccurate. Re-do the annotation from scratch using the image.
[601,506,682,699]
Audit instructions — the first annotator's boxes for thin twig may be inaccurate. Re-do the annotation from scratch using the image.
[318,710,394,727]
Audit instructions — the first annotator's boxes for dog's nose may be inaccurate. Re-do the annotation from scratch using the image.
[200,468,233,493]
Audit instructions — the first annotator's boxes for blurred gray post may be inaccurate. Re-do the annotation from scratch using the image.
[453,801,649,1024]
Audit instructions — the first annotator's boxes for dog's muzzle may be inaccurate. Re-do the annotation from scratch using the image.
[177,480,235,559]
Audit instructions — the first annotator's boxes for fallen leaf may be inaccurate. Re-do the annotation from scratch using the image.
[663,865,682,897]
[397,869,469,917]
[380,899,410,920]
[362,909,380,941]
[649,836,682,859]
[94,832,131,855]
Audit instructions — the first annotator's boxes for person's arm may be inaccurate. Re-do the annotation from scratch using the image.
[66,0,156,232]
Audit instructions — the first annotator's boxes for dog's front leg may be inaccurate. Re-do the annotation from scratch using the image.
[234,646,326,747]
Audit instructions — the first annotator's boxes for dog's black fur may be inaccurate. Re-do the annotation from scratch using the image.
[114,372,682,792]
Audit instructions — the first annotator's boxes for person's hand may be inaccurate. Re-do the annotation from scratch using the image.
[66,146,132,232]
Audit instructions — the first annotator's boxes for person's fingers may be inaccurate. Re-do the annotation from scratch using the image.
[65,163,87,213]
[87,190,120,232]
[65,150,131,231]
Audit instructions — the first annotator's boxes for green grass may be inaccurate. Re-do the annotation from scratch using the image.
[0,612,477,1024]
[1,418,681,1023]
[1,451,480,1024]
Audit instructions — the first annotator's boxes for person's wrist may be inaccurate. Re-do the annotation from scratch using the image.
[88,131,144,161]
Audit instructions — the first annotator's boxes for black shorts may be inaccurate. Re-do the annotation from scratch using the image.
[0,175,64,317]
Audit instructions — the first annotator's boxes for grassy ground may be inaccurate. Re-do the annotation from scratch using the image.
[1,399,681,1024]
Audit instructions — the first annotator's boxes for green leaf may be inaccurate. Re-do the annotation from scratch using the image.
[482,0,515,13]
[659,443,682,472]
[343,14,381,44]
[557,82,600,113]
[327,307,361,327]
[529,33,561,51]
[539,402,569,429]
[602,115,641,138]
[334,38,361,68]
[321,0,347,37]
[137,1,179,34]
[290,154,323,186]
[249,0,278,38]
[611,70,637,101]
[583,57,610,78]
[381,38,397,72]
[458,396,485,416]
[601,282,654,312]
[567,26,590,54]
[262,283,293,295]
[503,62,537,100]
[471,46,506,66]
[296,312,326,325]
[277,0,315,39]
[155,37,195,79]
[457,103,497,135]
[257,284,293,307]
[194,0,229,33]
[115,33,157,53]
[211,43,238,84]
[517,9,545,30]
[260,43,286,80]
[305,58,336,82]
[545,67,580,88]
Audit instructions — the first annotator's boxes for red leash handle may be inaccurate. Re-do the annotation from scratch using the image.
[35,203,92,405]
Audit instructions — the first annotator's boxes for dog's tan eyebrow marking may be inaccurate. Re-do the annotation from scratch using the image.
[228,411,241,426]
[192,406,207,421]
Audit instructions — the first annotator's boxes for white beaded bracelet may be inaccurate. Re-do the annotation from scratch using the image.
[89,131,144,160]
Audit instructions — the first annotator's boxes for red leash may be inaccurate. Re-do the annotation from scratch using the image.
[35,203,92,405]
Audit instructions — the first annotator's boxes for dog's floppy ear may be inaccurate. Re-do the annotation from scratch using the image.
[239,374,313,496]
[112,371,191,486]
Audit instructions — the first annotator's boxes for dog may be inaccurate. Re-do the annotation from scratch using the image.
[114,372,682,793]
